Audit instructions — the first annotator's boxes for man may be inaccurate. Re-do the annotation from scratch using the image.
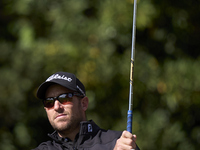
[33,71,140,150]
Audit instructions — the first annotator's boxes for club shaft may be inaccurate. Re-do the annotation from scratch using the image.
[127,0,137,133]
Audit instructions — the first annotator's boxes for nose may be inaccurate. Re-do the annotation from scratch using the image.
[54,100,64,110]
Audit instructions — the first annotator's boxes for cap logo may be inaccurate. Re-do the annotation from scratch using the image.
[46,74,72,82]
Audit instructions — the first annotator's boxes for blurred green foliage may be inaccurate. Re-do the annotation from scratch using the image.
[0,0,200,149]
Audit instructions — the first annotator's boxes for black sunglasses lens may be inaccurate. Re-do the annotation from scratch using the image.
[58,94,72,104]
[43,93,74,108]
[43,98,54,108]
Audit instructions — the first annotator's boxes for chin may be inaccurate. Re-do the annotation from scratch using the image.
[51,119,69,130]
[55,123,69,131]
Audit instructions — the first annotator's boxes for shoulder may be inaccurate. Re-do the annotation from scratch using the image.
[95,129,122,143]
[31,141,57,150]
[101,129,122,139]
[81,129,122,149]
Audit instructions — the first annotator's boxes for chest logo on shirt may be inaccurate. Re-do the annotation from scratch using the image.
[88,124,93,132]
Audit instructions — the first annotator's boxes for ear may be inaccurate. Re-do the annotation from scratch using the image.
[81,96,89,111]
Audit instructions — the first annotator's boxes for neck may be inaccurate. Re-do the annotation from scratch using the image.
[58,127,80,141]
[58,119,87,141]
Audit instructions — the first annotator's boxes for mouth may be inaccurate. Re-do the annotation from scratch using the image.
[55,114,67,119]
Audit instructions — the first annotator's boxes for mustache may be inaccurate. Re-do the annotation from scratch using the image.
[54,111,70,119]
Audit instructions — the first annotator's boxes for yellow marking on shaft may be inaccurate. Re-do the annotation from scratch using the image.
[130,59,134,85]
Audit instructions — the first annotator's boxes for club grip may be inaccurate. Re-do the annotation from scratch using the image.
[127,110,133,133]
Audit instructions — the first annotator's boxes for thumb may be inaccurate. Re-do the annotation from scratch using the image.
[121,130,133,139]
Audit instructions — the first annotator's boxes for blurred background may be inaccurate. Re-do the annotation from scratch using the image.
[0,0,200,149]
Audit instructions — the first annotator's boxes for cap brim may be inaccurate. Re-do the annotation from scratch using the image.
[36,80,78,100]
[36,82,55,99]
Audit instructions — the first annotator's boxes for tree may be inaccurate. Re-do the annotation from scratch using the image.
[0,0,199,149]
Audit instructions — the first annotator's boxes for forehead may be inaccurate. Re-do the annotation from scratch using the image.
[45,84,72,97]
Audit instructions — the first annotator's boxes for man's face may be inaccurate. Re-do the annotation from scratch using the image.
[44,84,88,137]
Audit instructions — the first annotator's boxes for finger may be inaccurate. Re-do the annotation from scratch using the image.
[124,134,137,149]
[121,139,136,150]
[116,139,134,150]
[121,130,133,139]
[132,134,137,142]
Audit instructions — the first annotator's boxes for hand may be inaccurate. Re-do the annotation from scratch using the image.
[113,130,137,150]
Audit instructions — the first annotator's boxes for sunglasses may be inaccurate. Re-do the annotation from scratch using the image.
[43,92,84,108]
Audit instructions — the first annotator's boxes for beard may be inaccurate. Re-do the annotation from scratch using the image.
[50,109,84,136]
[54,115,80,132]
